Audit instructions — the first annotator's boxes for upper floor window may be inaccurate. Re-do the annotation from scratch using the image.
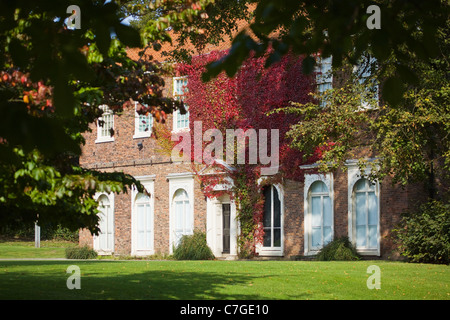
[96,105,114,143]
[134,102,153,139]
[316,55,333,107]
[353,55,379,109]
[173,77,189,131]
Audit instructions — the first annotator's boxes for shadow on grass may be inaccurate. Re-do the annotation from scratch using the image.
[0,260,310,300]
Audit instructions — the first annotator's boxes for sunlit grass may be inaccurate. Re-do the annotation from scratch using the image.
[0,240,76,259]
[0,260,448,300]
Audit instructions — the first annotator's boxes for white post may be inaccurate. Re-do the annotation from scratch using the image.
[35,222,40,248]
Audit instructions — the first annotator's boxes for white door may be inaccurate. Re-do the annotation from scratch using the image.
[354,178,379,250]
[309,181,333,250]
[135,193,153,252]
[173,189,191,247]
[95,194,114,253]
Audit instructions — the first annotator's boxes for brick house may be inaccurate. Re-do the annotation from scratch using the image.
[79,31,425,260]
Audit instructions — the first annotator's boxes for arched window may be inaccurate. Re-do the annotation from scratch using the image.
[262,185,282,249]
[95,194,114,252]
[308,181,333,250]
[173,188,192,247]
[353,178,379,251]
[135,193,153,251]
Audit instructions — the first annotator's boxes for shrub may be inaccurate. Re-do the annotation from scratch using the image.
[65,246,98,259]
[173,231,215,260]
[50,225,79,242]
[316,237,360,261]
[0,223,78,242]
[393,200,450,264]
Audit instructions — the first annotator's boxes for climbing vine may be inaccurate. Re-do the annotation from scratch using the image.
[169,50,319,257]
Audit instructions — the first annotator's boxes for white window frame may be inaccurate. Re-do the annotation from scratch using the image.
[95,105,114,143]
[256,184,284,257]
[316,55,333,107]
[353,55,379,109]
[172,76,189,132]
[303,173,334,256]
[93,192,115,255]
[347,161,381,256]
[168,172,194,253]
[131,175,155,256]
[133,102,153,139]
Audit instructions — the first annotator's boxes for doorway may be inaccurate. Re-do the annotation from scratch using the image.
[222,203,231,254]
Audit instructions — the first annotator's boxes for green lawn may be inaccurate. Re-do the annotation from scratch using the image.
[0,259,448,300]
[0,240,76,259]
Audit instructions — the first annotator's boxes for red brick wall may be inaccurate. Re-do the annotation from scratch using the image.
[79,73,421,259]
[281,169,414,259]
[79,81,208,255]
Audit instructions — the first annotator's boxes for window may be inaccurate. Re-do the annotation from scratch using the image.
[262,185,282,253]
[134,102,153,139]
[94,194,114,253]
[308,181,333,250]
[347,162,380,255]
[96,105,114,143]
[168,173,194,253]
[173,77,189,131]
[353,55,379,109]
[131,176,155,256]
[173,188,192,247]
[353,178,379,251]
[316,55,333,107]
[303,172,334,255]
[134,193,153,252]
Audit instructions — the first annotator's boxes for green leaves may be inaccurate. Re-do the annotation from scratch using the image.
[1,146,146,233]
[199,0,449,106]
[0,1,159,233]
[0,102,81,157]
[393,200,450,264]
[114,23,141,48]
[382,76,404,106]
[301,56,316,75]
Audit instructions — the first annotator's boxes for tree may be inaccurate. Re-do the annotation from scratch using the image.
[200,0,448,106]
[137,0,449,196]
[0,0,202,234]
[121,0,251,62]
[280,22,449,199]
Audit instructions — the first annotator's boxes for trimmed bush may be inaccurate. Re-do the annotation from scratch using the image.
[393,200,450,264]
[316,237,360,261]
[65,246,98,259]
[173,231,215,260]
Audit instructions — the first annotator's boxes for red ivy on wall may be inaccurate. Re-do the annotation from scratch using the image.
[172,50,320,256]
[177,50,319,177]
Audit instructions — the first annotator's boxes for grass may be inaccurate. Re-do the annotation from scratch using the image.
[0,259,448,300]
[0,239,77,259]
[0,240,448,300]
